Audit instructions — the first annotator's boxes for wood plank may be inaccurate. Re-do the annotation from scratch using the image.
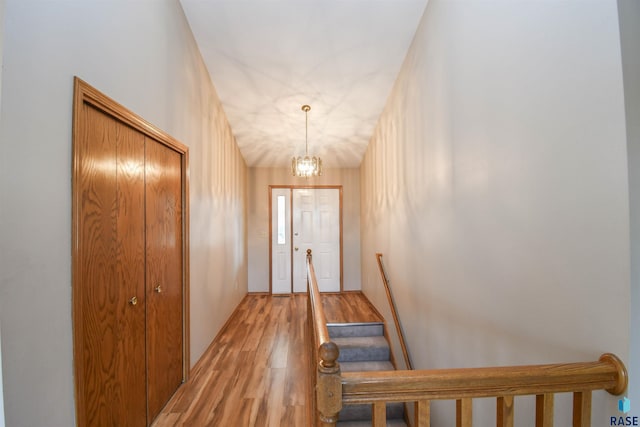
[572,391,591,427]
[415,400,430,427]
[341,354,628,403]
[497,396,514,427]
[536,394,554,427]
[456,398,472,427]
[372,401,387,427]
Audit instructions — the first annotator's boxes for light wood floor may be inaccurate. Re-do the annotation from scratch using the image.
[152,292,381,427]
[322,292,383,324]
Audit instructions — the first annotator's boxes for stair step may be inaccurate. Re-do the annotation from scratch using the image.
[328,322,384,338]
[337,420,408,427]
[334,335,390,362]
[340,360,395,372]
[339,402,405,421]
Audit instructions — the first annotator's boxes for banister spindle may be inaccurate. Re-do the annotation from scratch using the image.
[497,396,514,427]
[372,401,387,427]
[572,391,591,427]
[536,394,554,427]
[415,400,431,427]
[457,398,472,427]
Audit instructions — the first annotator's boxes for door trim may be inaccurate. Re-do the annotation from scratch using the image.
[72,77,190,425]
[268,185,343,294]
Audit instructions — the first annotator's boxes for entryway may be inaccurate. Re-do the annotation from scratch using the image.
[270,186,342,294]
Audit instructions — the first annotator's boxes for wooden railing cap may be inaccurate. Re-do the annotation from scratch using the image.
[319,341,340,369]
[600,352,628,395]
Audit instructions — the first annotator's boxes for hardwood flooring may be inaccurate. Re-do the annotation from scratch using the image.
[322,292,383,324]
[152,292,381,427]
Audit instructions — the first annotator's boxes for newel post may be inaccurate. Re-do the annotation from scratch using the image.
[317,341,342,426]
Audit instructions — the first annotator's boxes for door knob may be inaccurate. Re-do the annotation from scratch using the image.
[154,285,162,293]
[129,296,138,306]
[294,247,299,251]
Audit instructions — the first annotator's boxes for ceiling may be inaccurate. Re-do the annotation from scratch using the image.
[179,0,429,168]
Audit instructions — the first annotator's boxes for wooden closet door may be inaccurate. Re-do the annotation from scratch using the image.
[76,105,147,427]
[145,137,184,420]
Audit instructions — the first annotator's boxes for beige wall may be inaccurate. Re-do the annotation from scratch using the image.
[248,167,361,293]
[361,1,629,424]
[0,1,247,426]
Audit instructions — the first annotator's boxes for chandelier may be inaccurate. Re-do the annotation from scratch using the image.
[291,104,322,177]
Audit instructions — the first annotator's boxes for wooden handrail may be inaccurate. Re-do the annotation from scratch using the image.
[307,249,342,426]
[339,353,627,426]
[308,249,331,350]
[341,353,627,403]
[376,253,412,370]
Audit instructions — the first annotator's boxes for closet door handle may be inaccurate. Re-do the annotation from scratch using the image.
[128,296,138,306]
[154,285,162,293]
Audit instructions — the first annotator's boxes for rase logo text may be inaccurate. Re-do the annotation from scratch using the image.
[612,398,638,426]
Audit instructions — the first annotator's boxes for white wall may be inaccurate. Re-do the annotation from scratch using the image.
[0,1,247,426]
[248,168,361,292]
[619,0,640,407]
[361,1,629,424]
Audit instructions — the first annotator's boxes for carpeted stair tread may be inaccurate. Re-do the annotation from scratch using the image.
[340,360,395,372]
[333,335,390,362]
[327,321,405,425]
[339,402,405,421]
[328,322,384,338]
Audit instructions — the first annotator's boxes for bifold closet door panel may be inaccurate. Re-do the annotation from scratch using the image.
[78,105,147,426]
[145,137,184,420]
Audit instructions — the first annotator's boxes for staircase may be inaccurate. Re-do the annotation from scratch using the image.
[327,322,407,427]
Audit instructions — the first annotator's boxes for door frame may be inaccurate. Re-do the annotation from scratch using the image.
[268,185,343,294]
[71,77,190,425]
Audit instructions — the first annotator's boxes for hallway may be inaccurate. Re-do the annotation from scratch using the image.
[1,3,637,425]
[152,293,382,426]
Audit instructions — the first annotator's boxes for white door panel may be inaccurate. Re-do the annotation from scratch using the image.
[292,189,340,293]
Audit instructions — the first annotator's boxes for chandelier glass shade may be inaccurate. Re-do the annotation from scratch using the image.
[292,105,322,177]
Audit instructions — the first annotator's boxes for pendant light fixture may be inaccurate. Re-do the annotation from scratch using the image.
[291,104,322,177]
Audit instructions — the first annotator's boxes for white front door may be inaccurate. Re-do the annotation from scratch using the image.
[292,188,340,293]
[271,188,292,294]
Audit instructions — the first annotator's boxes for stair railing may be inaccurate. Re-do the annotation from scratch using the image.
[308,250,628,426]
[340,353,627,427]
[376,253,413,370]
[307,249,342,426]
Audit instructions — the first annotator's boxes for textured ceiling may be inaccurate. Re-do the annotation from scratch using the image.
[180,0,428,168]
